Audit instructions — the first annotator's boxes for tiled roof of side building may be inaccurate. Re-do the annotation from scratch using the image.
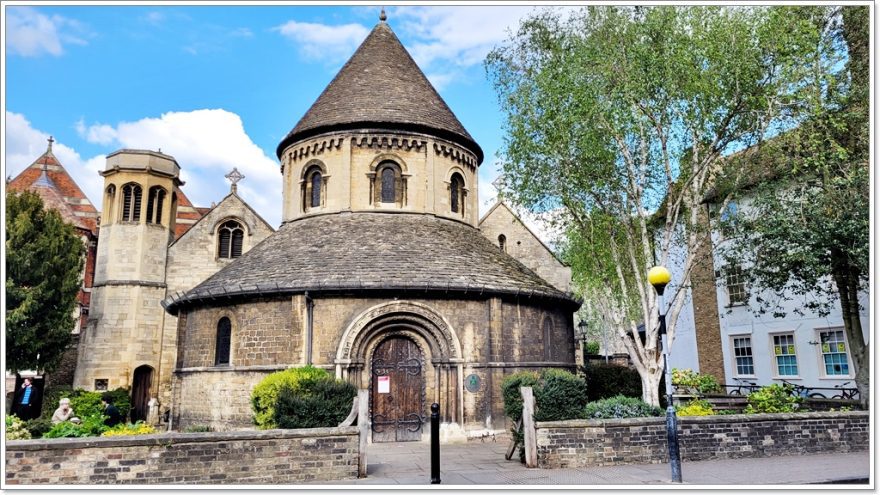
[165,212,579,313]
[276,20,483,164]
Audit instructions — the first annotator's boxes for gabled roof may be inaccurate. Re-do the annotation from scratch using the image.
[276,19,483,164]
[479,200,568,267]
[169,189,275,248]
[173,188,207,240]
[165,212,578,314]
[8,142,99,234]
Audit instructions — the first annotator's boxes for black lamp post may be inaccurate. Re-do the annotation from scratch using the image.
[648,265,682,483]
[576,320,589,367]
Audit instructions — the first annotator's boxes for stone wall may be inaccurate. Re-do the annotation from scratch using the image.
[535,411,869,469]
[5,427,359,485]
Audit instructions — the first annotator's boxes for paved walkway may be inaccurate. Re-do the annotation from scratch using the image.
[308,440,870,486]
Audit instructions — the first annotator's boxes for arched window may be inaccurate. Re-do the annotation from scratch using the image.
[498,234,507,252]
[215,317,232,366]
[372,160,404,205]
[381,167,396,203]
[121,183,142,222]
[310,170,322,208]
[104,185,116,224]
[217,220,244,259]
[543,318,553,361]
[450,173,466,214]
[146,186,166,225]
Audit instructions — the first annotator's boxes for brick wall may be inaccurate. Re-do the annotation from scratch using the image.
[535,411,869,468]
[6,427,359,485]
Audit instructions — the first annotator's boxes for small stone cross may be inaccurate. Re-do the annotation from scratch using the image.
[47,136,54,152]
[225,167,245,194]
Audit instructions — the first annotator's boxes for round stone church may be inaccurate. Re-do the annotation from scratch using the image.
[164,16,579,440]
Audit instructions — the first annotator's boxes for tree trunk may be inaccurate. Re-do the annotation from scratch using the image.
[832,262,868,408]
[640,368,664,407]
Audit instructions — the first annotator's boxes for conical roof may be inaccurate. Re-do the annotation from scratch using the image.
[276,20,483,164]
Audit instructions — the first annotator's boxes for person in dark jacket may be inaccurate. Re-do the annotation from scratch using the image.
[13,378,40,420]
[101,392,124,427]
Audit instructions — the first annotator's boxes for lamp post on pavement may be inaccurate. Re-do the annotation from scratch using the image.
[576,320,588,367]
[648,265,682,483]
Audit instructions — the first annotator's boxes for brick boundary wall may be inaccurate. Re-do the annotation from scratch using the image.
[535,411,869,469]
[6,426,359,485]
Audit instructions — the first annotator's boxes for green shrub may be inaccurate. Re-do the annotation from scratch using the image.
[6,415,31,440]
[43,413,108,438]
[251,366,331,429]
[534,369,589,422]
[69,390,103,419]
[585,341,600,355]
[584,363,642,402]
[676,399,714,416]
[273,378,357,429]
[501,371,540,423]
[102,387,132,421]
[24,417,53,438]
[671,368,721,395]
[583,395,663,419]
[745,384,801,414]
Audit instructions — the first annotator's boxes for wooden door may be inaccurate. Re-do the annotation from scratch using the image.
[130,365,152,422]
[371,337,424,442]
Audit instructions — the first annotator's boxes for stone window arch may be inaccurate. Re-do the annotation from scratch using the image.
[215,316,232,366]
[449,172,466,215]
[120,183,142,222]
[543,317,554,361]
[369,158,407,206]
[104,185,116,224]
[146,186,167,225]
[300,160,328,212]
[217,219,245,259]
[498,234,507,252]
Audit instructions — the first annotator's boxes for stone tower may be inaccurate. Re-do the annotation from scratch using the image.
[74,150,181,420]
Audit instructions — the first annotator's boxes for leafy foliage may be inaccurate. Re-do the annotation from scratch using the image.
[584,363,642,402]
[676,399,715,416]
[583,395,663,419]
[501,371,540,423]
[273,378,357,429]
[534,369,589,422]
[585,342,600,355]
[42,414,108,438]
[251,366,332,429]
[24,417,53,438]
[5,415,32,440]
[69,390,104,420]
[745,384,803,414]
[6,190,85,373]
[101,422,156,437]
[672,368,721,395]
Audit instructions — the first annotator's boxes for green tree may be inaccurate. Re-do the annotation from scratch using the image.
[718,6,869,406]
[6,190,84,374]
[486,6,821,405]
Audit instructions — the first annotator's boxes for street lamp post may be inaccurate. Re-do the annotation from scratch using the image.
[648,265,682,483]
[576,320,588,367]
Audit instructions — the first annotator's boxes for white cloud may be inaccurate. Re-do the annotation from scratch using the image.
[7,110,283,228]
[273,21,370,62]
[6,7,89,57]
[6,111,106,205]
[230,27,253,38]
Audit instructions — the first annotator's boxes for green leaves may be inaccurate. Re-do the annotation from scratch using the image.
[5,190,85,373]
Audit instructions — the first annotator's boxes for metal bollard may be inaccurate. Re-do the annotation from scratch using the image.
[430,402,440,484]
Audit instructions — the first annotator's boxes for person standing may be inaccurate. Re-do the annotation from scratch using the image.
[13,378,39,420]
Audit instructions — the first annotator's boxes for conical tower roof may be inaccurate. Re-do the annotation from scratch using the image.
[276,19,483,163]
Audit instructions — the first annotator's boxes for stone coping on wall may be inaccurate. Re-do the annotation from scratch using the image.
[6,426,359,451]
[535,410,869,429]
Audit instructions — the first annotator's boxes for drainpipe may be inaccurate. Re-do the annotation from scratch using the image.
[305,291,314,365]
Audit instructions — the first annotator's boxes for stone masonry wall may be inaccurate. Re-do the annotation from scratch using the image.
[535,411,869,469]
[5,427,359,485]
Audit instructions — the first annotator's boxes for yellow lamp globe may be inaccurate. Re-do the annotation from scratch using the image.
[648,266,671,295]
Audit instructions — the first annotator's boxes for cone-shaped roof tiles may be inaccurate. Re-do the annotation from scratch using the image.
[276,20,483,163]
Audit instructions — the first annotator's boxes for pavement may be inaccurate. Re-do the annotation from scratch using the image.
[306,439,871,486]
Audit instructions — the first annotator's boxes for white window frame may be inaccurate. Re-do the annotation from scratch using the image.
[769,332,800,379]
[815,327,854,379]
[730,334,756,377]
[725,265,748,307]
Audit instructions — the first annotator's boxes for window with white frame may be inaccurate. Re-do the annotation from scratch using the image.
[772,334,798,376]
[732,336,754,375]
[725,265,747,306]
[819,329,850,376]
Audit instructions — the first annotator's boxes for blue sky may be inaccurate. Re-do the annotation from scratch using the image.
[4,4,563,235]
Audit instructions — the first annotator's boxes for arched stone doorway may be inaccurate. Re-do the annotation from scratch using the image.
[130,365,153,422]
[371,335,425,442]
[335,302,465,436]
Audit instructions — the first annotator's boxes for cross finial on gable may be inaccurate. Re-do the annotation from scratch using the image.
[225,167,245,194]
[47,136,54,152]
[380,7,387,22]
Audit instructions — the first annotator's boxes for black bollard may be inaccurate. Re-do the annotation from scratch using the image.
[430,402,440,484]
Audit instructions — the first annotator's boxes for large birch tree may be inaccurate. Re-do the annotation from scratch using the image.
[486,6,821,405]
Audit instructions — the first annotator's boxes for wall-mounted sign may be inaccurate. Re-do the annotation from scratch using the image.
[377,375,390,394]
[465,374,481,393]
